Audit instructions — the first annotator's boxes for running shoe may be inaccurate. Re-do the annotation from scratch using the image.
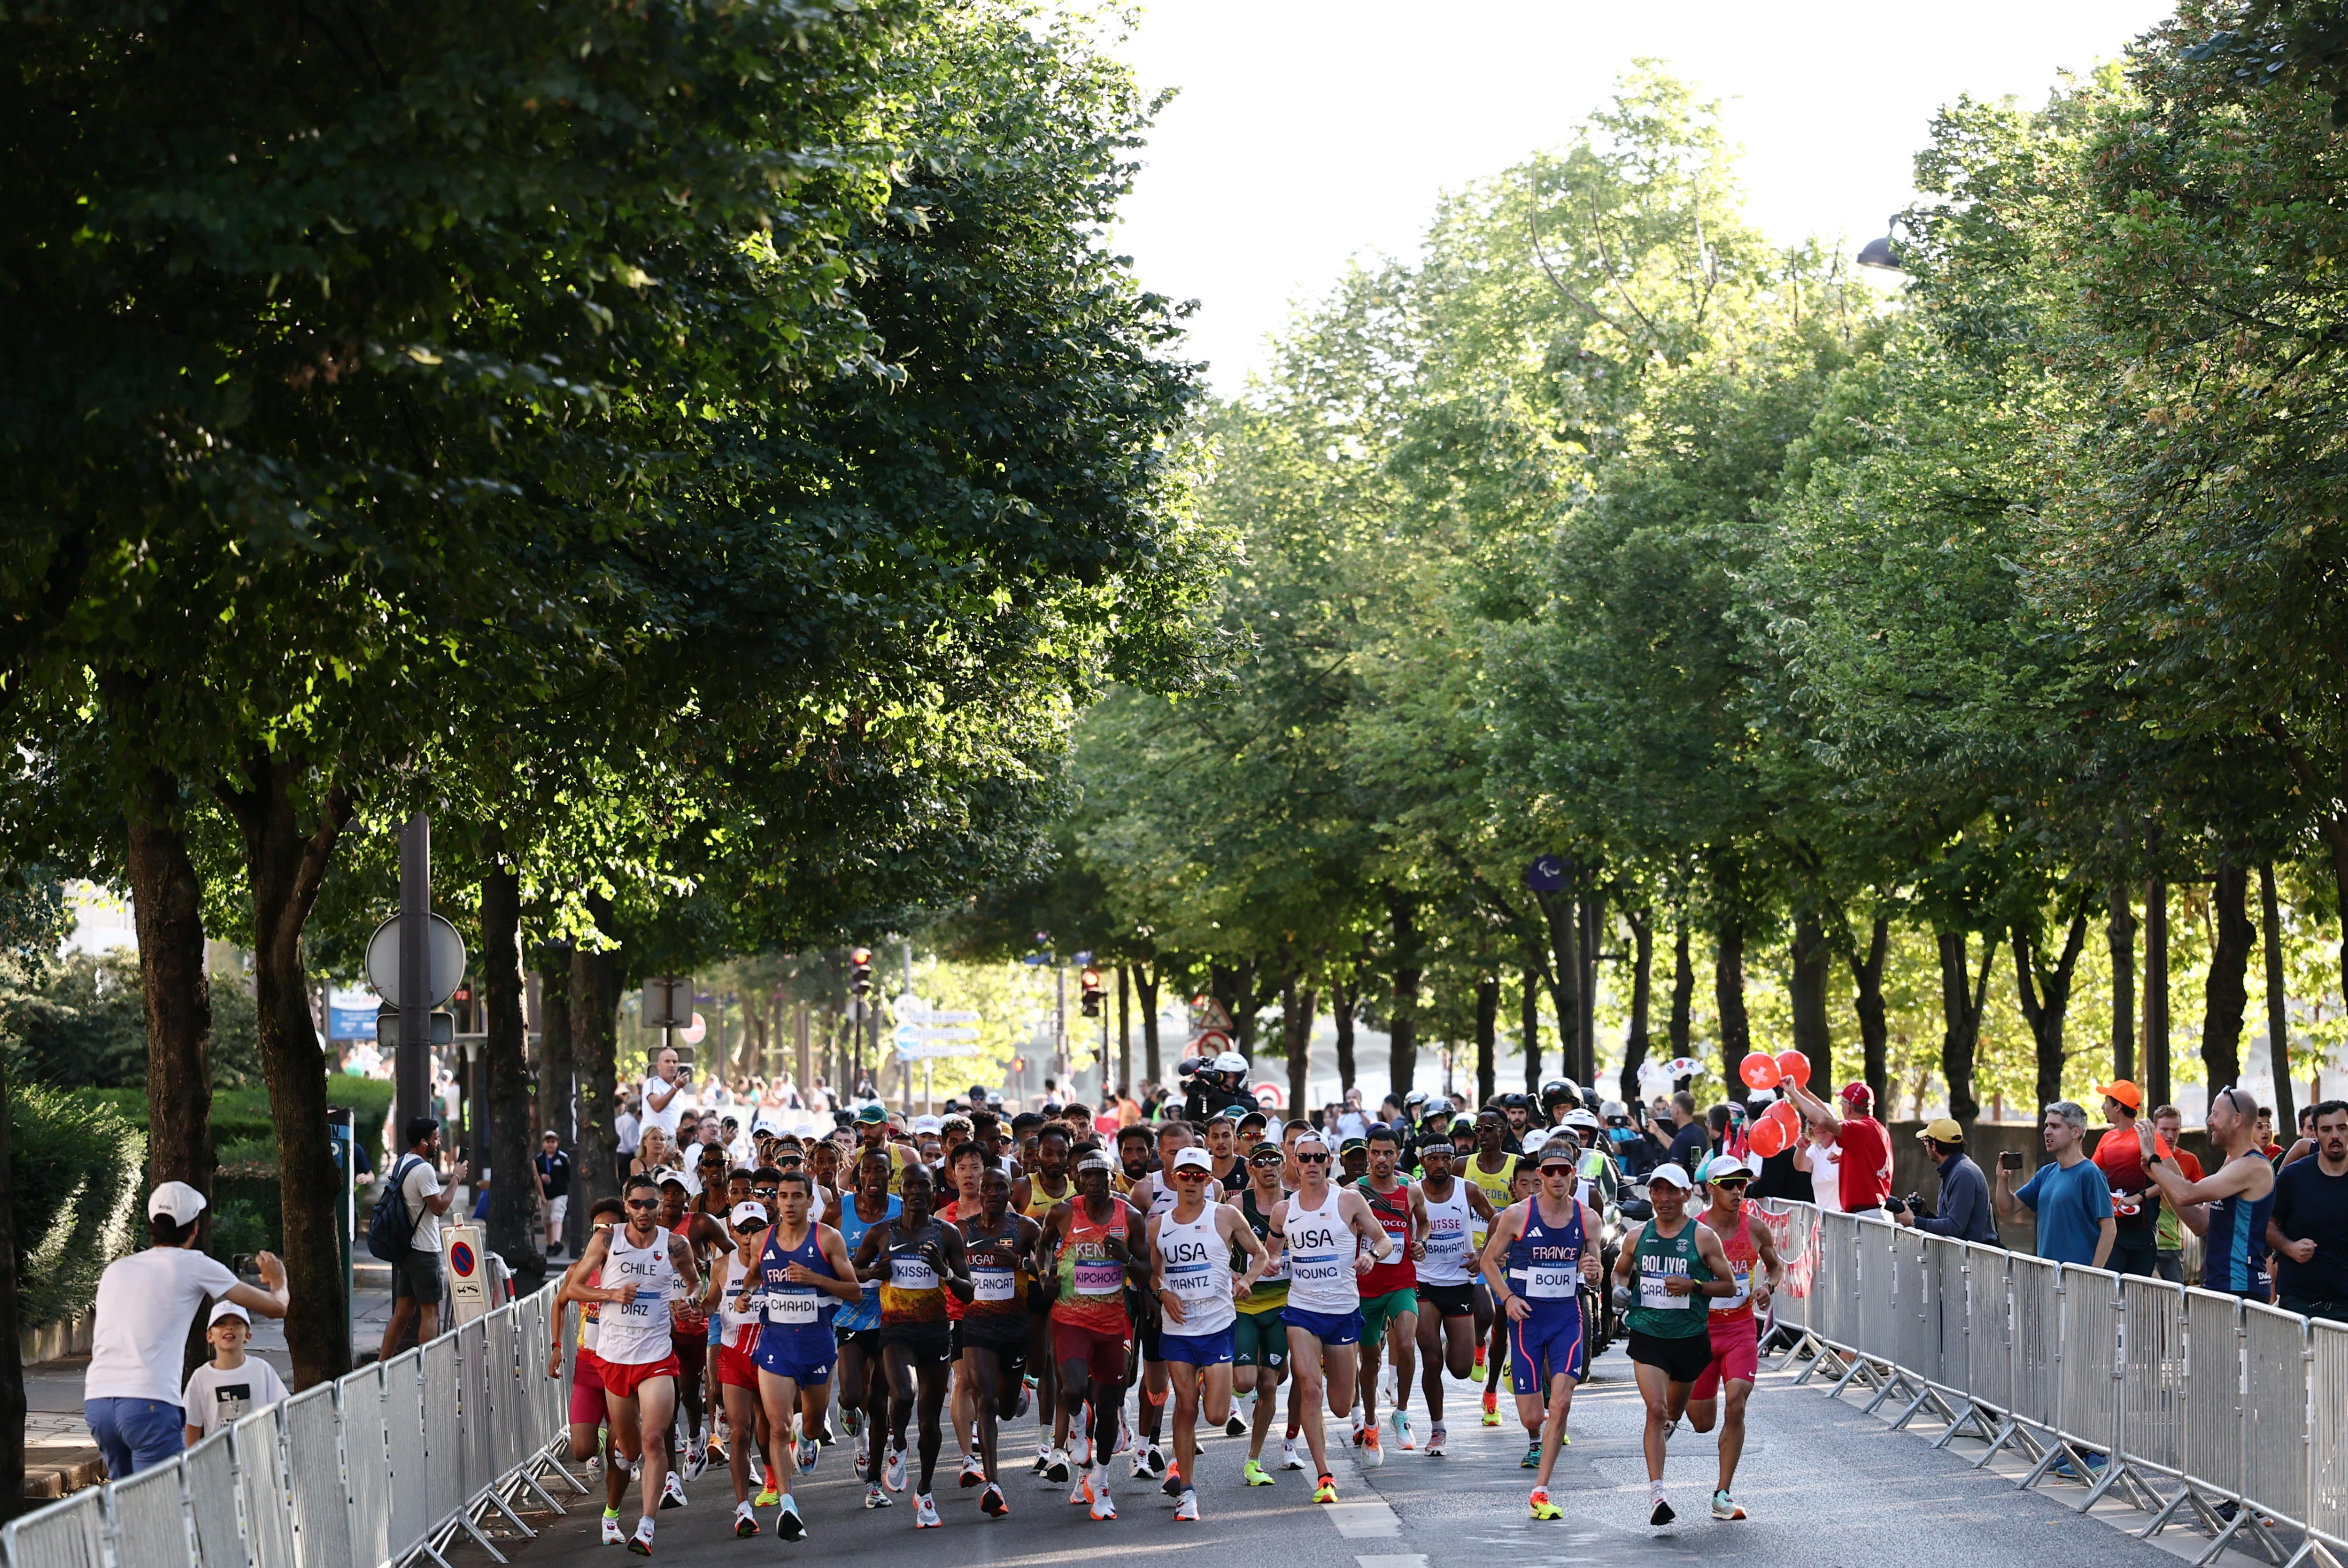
[660,1473,687,1510]
[1045,1447,1072,1483]
[1519,1441,1541,1469]
[1348,1407,1365,1445]
[864,1484,892,1510]
[1015,1381,1033,1419]
[627,1520,654,1556]
[1132,1443,1165,1481]
[600,1510,626,1547]
[1313,1475,1339,1504]
[683,1445,708,1482]
[775,1497,806,1541]
[883,1444,906,1493]
[795,1437,819,1475]
[1424,1423,1447,1457]
[1390,1409,1414,1451]
[1032,1445,1051,1475]
[1115,1414,1134,1456]
[1280,1437,1305,1470]
[979,1483,1008,1519]
[753,1484,779,1508]
[959,1455,986,1488]
[1480,1390,1501,1428]
[1225,1412,1248,1437]
[747,1453,765,1488]
[732,1501,759,1538]
[1243,1458,1275,1486]
[1650,1491,1675,1527]
[1161,1467,1186,1499]
[1711,1490,1746,1522]
[1473,1349,1486,1377]
[1361,1426,1384,1468]
[1173,1489,1200,1522]
[914,1494,942,1529]
[1069,1474,1093,1507]
[817,1414,836,1447]
[706,1433,727,1465]
[1529,1489,1562,1522]
[842,1405,862,1440]
[1089,1474,1116,1522]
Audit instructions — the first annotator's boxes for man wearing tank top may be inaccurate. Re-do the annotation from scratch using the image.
[1350,1124,1428,1462]
[1466,1111,1521,1425]
[956,1162,1043,1520]
[572,1175,703,1555]
[2138,1087,2277,1298]
[549,1197,628,1517]
[1122,1120,1224,1482]
[1684,1153,1784,1522]
[1037,1151,1148,1519]
[734,1173,859,1541]
[1228,1139,1303,1481]
[850,1162,971,1528]
[1147,1146,1271,1521]
[1480,1142,1603,1520]
[1271,1132,1396,1506]
[1012,1123,1074,1475]
[1412,1138,1497,1456]
[1610,1163,1738,1528]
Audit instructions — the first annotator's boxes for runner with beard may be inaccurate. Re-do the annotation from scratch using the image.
[550,1198,629,1543]
[575,1176,703,1555]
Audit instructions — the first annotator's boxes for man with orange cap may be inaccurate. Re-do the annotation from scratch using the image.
[2092,1081,2160,1277]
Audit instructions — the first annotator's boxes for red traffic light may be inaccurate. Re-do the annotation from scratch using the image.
[1080,966,1102,992]
[849,947,873,966]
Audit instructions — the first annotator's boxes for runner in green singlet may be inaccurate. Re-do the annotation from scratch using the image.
[1611,1162,1736,1527]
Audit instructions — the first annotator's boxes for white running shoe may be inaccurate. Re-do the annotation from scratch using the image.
[775,1496,807,1541]
[1424,1422,1447,1457]
[747,1452,765,1488]
[1173,1489,1199,1522]
[683,1444,707,1482]
[1045,1447,1072,1483]
[883,1445,906,1493]
[959,1454,986,1489]
[1130,1444,1161,1481]
[795,1437,819,1475]
[914,1493,942,1529]
[600,1513,626,1547]
[1089,1470,1116,1522]
[628,1518,655,1556]
[1280,1436,1305,1470]
[864,1484,892,1510]
[1348,1407,1365,1445]
[1115,1414,1133,1456]
[1711,1490,1746,1521]
[1069,1473,1093,1507]
[731,1501,758,1539]
[1032,1444,1052,1476]
[660,1472,687,1510]
[1225,1411,1248,1437]
[1390,1410,1413,1451]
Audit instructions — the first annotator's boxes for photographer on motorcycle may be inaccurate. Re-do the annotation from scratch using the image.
[1182,1049,1257,1122]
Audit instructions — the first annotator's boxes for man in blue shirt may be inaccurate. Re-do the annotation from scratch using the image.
[1997,1102,2114,1267]
[1895,1119,1999,1244]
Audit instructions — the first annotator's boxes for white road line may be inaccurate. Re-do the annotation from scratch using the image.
[1355,1555,1429,1568]
[1320,1456,1401,1538]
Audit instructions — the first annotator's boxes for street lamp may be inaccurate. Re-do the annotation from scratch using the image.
[1857,216,1907,273]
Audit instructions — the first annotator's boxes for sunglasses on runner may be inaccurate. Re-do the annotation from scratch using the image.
[1296,1151,1329,1165]
[732,1218,769,1233]
[1173,1169,1209,1181]
[1249,1153,1284,1166]
[625,1197,659,1211]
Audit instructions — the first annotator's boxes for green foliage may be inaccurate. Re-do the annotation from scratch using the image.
[9,1083,146,1333]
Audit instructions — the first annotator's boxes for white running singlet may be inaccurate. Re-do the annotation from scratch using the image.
[1418,1181,1474,1285]
[597,1227,680,1367]
[1156,1204,1237,1336]
[1282,1185,1359,1313]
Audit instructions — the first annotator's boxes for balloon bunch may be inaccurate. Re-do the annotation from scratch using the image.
[1737,1051,1811,1158]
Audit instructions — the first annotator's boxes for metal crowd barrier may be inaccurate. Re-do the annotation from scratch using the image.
[0,1284,584,1568]
[1749,1202,2348,1568]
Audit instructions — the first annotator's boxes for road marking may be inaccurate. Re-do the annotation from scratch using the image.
[1321,1456,1400,1537]
[1356,1556,1428,1568]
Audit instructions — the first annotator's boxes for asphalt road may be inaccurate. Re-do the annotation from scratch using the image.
[492,1341,2224,1568]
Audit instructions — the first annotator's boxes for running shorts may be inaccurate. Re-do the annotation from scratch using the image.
[1507,1302,1585,1391]
[1627,1329,1711,1386]
[716,1344,761,1393]
[1420,1282,1476,1320]
[752,1336,834,1387]
[835,1325,881,1358]
[568,1349,607,1425]
[1690,1311,1760,1399]
[1160,1325,1236,1367]
[1051,1321,1130,1384]
[1282,1305,1362,1347]
[960,1327,1030,1388]
[879,1321,953,1369]
[601,1355,683,1401]
[1359,1288,1419,1344]
[1233,1307,1287,1369]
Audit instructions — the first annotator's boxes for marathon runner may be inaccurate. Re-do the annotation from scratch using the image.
[1684,1153,1783,1522]
[850,1162,971,1528]
[1228,1138,1302,1480]
[1465,1109,1520,1426]
[737,1173,861,1540]
[1480,1141,1602,1519]
[1611,1162,1738,1526]
[549,1197,628,1540]
[956,1161,1043,1520]
[1015,1124,1074,1475]
[1412,1135,1496,1456]
[1274,1131,1396,1505]
[831,1153,900,1470]
[935,1140,989,1488]
[1124,1120,1222,1480]
[1147,1146,1271,1520]
[656,1176,726,1490]
[1039,1151,1147,1520]
[1351,1124,1426,1460]
[575,1175,703,1555]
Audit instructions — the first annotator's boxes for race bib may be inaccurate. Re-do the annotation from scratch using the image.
[765,1289,819,1326]
[1723,1266,1752,1309]
[1524,1264,1576,1299]
[1073,1258,1124,1295]
[1638,1265,1692,1310]
[1290,1251,1345,1284]
[891,1256,939,1290]
[972,1267,1016,1303]
[617,1285,664,1319]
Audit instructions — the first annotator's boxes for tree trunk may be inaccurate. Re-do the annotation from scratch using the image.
[2201,859,2253,1097]
[1789,908,1831,1094]
[538,946,574,1144]
[0,1054,24,1516]
[1134,961,1162,1086]
[1668,916,1693,1058]
[124,771,216,1223]
[1386,888,1421,1103]
[1332,973,1358,1095]
[216,756,354,1389]
[2145,874,2171,1110]
[1713,915,1749,1085]
[1850,911,1890,1112]
[1620,910,1653,1104]
[1934,928,1999,1136]
[480,862,542,1293]
[1475,975,1498,1107]
[2014,914,2088,1120]
[1520,962,1542,1092]
[2107,887,2137,1083]
[572,937,622,1214]
[1281,978,1315,1114]
[1117,965,1131,1097]
[2261,864,2294,1133]
[1532,879,1583,1083]
[1577,891,1602,1086]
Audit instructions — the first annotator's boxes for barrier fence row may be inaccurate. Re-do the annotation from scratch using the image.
[2,1284,581,1568]
[1761,1202,2348,1568]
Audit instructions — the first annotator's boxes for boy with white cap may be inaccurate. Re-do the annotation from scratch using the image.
[181,1300,290,1443]
[85,1181,288,1478]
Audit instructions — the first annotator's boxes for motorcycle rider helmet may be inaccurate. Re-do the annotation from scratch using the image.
[1213,1050,1250,1076]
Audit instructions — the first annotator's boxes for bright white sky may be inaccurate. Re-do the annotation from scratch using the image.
[1102,0,2179,392]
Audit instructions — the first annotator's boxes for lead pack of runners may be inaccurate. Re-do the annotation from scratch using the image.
[549,1088,1787,1550]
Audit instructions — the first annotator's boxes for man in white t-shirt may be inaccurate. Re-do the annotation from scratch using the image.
[379,1117,468,1362]
[640,1045,687,1140]
[181,1300,290,1442]
[615,1093,642,1162]
[84,1182,288,1479]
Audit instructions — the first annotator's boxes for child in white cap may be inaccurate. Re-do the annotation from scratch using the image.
[181,1300,290,1443]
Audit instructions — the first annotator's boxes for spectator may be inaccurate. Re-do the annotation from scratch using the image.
[1998,1102,2115,1267]
[2139,1086,2276,1299]
[2279,1105,2319,1169]
[1335,1089,1369,1143]
[2265,1100,2348,1321]
[2149,1105,2204,1282]
[1895,1118,1998,1244]
[1785,1078,1893,1212]
[1667,1094,1707,1171]
[536,1130,572,1257]
[639,1043,687,1140]
[1795,1115,1844,1215]
[2256,1106,2285,1164]
[84,1182,288,1479]
[2092,1081,2160,1276]
[613,1089,641,1167]
[180,1301,289,1444]
[378,1116,468,1362]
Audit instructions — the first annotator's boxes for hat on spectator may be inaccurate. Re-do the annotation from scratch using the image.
[1838,1081,1874,1109]
[1919,1117,1964,1143]
[208,1300,251,1327]
[149,1180,208,1226]
[2095,1080,2143,1112]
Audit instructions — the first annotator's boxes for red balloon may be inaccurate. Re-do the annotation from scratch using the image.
[1748,1117,1790,1159]
[1738,1051,1782,1091]
[1775,1050,1812,1088]
[1765,1099,1801,1135]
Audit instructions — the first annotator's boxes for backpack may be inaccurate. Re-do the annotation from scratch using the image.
[366,1155,423,1262]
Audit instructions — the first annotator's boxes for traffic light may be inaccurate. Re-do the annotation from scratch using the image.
[1079,966,1104,1018]
[849,947,873,995]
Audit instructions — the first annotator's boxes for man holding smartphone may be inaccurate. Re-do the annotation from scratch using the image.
[1996,1103,2113,1267]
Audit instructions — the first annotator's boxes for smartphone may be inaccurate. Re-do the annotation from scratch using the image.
[1997,1151,2020,1170]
